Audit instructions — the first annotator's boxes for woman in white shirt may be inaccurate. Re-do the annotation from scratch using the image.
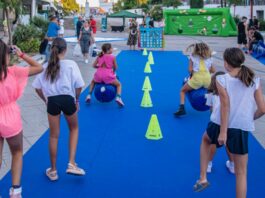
[193,48,265,197]
[32,38,86,181]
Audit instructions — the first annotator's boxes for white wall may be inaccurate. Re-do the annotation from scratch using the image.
[176,5,265,20]
[231,5,265,20]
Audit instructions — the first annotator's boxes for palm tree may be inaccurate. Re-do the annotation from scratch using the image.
[0,0,22,44]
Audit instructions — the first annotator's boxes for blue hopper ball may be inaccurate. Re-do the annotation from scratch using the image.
[94,83,117,103]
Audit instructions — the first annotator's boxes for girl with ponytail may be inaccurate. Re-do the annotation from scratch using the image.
[174,42,215,116]
[193,47,265,196]
[33,38,86,181]
[85,43,124,106]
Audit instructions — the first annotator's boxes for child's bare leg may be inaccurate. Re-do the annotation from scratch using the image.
[0,137,4,168]
[47,114,61,171]
[233,154,248,198]
[226,147,234,162]
[112,79,122,96]
[209,145,216,161]
[174,83,193,116]
[112,79,124,106]
[6,132,23,187]
[199,132,212,182]
[180,83,193,105]
[89,80,95,94]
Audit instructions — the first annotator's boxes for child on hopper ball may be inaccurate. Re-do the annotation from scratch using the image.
[205,71,234,174]
[174,42,215,116]
[85,43,124,107]
[193,48,265,197]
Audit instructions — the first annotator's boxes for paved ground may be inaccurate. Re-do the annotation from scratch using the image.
[1,27,265,179]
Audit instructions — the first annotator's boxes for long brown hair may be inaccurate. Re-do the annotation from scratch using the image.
[0,39,9,81]
[98,43,112,57]
[208,71,225,95]
[186,42,212,59]
[223,48,255,87]
[46,37,67,83]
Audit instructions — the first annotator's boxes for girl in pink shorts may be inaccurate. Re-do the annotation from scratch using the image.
[0,39,42,198]
[85,43,124,106]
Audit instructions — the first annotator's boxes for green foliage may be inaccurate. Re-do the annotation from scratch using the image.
[139,3,149,14]
[190,0,204,8]
[163,0,181,7]
[260,20,265,31]
[17,38,41,53]
[150,5,163,22]
[150,0,162,4]
[30,16,49,39]
[113,0,137,12]
[13,25,42,44]
[13,25,42,53]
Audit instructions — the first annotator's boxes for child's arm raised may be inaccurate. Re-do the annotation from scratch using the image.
[254,84,265,120]
[216,81,229,146]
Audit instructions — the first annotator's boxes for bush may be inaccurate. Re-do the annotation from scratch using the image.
[150,5,163,22]
[17,38,41,53]
[13,24,42,53]
[30,16,49,39]
[260,20,265,31]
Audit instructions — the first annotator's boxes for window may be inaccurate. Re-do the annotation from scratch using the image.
[256,10,264,20]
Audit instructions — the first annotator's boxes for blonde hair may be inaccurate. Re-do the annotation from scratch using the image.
[186,42,212,59]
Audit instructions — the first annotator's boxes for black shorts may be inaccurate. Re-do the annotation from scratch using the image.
[47,95,76,116]
[238,33,247,45]
[206,122,249,155]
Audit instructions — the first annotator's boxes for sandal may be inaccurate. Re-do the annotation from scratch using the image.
[66,163,86,176]
[46,168,58,181]
[193,180,210,192]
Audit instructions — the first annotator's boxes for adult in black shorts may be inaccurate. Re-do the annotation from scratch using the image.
[237,16,248,49]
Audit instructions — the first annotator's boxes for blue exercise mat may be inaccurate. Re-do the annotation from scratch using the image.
[252,53,265,65]
[1,51,265,198]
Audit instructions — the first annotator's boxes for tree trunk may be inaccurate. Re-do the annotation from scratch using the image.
[250,0,253,19]
[220,0,223,7]
[4,8,12,45]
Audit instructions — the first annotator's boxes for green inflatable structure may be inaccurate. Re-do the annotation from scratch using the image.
[164,8,237,37]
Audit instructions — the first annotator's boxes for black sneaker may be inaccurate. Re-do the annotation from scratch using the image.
[174,106,186,116]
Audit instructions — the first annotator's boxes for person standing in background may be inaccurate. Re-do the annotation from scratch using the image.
[45,15,60,61]
[253,16,260,30]
[76,16,84,39]
[90,15,97,34]
[237,16,248,51]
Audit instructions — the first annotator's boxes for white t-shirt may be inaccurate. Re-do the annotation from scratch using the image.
[217,73,260,132]
[189,55,212,72]
[32,60,85,99]
[205,93,221,125]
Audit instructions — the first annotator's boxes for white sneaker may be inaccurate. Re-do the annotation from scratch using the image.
[207,161,213,173]
[85,94,91,103]
[85,59,88,64]
[66,163,85,176]
[226,160,235,174]
[115,96,124,107]
[9,187,22,198]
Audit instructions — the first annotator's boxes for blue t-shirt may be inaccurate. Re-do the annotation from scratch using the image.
[47,22,60,37]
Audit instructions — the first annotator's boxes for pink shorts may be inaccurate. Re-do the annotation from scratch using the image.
[94,69,116,84]
[0,103,23,138]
